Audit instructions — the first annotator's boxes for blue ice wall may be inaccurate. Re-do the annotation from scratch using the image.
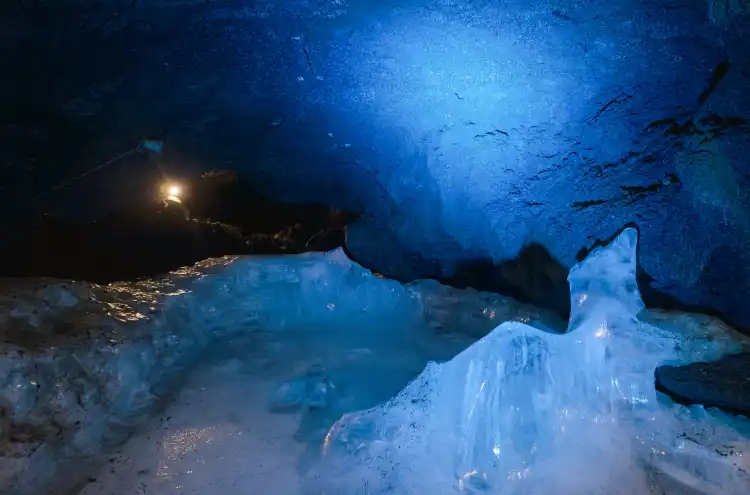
[1,0,749,327]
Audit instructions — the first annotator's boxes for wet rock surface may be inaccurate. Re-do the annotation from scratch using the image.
[656,353,750,417]
[646,308,750,417]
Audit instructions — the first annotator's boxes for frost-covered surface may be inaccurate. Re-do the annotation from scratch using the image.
[309,228,750,494]
[79,338,307,495]
[0,249,562,495]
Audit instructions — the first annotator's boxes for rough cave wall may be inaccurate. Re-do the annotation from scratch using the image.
[1,0,749,327]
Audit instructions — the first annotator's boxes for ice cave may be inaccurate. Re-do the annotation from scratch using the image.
[1,1,750,494]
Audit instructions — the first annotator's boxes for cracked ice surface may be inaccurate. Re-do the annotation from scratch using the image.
[308,228,750,494]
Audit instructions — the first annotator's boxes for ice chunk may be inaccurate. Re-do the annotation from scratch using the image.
[270,365,336,412]
[309,228,750,494]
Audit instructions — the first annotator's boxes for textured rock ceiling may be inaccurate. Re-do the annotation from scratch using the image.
[1,0,749,327]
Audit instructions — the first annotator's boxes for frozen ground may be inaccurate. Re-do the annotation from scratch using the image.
[3,230,750,495]
[80,321,475,495]
[79,336,307,495]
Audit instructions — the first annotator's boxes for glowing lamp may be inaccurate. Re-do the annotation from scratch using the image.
[163,183,183,203]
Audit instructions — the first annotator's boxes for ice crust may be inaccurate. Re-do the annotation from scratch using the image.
[1,229,748,495]
[0,249,561,495]
[309,229,750,494]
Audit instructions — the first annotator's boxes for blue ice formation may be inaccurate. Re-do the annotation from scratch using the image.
[3,228,748,495]
[309,228,750,494]
[0,247,560,495]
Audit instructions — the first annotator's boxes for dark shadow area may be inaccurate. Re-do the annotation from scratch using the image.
[443,246,572,320]
[0,172,357,283]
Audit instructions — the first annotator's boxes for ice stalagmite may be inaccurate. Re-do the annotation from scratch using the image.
[310,228,750,494]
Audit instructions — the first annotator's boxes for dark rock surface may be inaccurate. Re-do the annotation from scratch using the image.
[443,245,573,319]
[656,352,750,417]
[1,0,750,328]
[0,172,354,282]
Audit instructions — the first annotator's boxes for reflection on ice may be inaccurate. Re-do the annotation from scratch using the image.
[308,229,750,494]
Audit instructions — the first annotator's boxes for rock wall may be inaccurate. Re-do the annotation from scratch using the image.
[2,0,749,327]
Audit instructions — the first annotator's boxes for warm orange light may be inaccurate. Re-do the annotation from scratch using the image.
[163,182,183,203]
